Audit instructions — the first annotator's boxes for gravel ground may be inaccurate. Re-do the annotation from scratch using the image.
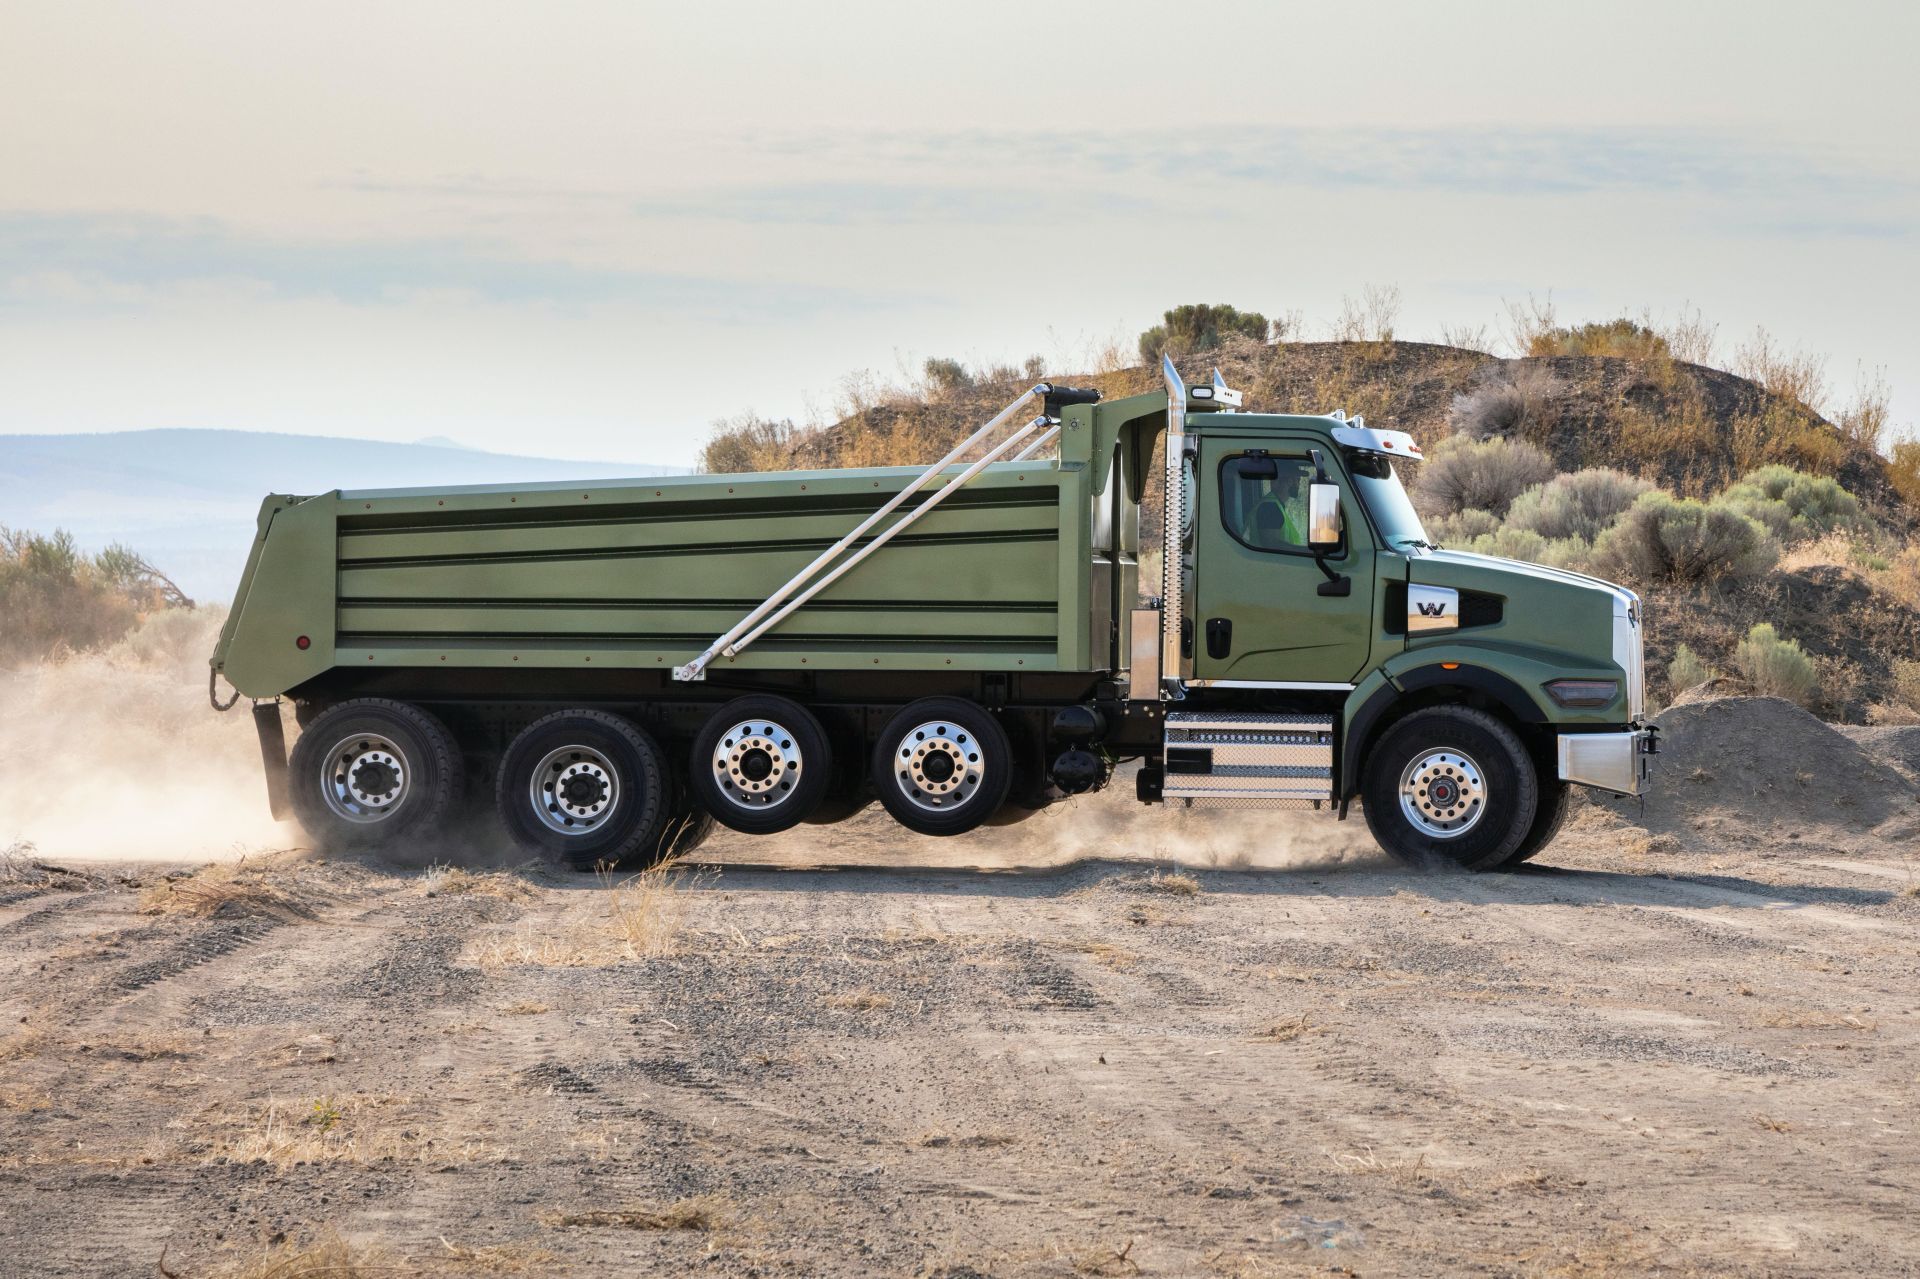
[2,761,1918,1278]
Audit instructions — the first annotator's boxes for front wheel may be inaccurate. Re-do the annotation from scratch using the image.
[1360,707,1539,871]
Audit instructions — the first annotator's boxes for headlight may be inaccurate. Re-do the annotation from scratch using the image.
[1545,679,1619,708]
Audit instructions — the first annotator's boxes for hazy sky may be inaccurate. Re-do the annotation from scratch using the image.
[2,0,1915,467]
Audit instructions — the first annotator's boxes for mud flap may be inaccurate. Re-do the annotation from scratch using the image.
[253,701,291,821]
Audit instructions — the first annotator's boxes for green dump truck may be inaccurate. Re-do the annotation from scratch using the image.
[211,359,1655,871]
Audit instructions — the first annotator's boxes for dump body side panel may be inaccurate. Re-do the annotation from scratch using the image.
[219,461,1096,699]
[215,495,339,697]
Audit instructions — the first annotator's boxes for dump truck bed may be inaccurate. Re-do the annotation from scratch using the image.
[214,458,1119,700]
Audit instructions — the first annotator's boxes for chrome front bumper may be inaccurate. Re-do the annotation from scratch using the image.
[1558,727,1658,797]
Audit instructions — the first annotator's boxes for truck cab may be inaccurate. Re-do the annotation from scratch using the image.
[1109,360,1654,869]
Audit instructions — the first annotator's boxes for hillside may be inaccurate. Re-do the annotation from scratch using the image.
[722,336,1920,724]
[0,429,683,602]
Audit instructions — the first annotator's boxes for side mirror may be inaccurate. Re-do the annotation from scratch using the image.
[1308,482,1343,547]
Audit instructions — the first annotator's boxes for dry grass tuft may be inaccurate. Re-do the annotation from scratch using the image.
[218,1232,392,1279]
[501,1000,549,1016]
[1324,1144,1432,1188]
[470,864,697,969]
[1144,872,1200,897]
[1250,1014,1326,1044]
[192,1095,499,1169]
[1060,1237,1141,1276]
[420,865,539,900]
[823,990,894,1012]
[1058,940,1140,969]
[543,1193,734,1232]
[139,857,314,921]
[0,1085,52,1112]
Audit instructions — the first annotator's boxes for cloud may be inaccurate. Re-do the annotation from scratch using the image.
[629,180,1155,225]
[0,213,903,316]
[790,125,1915,201]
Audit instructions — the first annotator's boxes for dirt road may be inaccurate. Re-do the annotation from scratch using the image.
[2,771,1917,1278]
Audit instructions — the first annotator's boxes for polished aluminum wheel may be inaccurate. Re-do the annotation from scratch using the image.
[1397,747,1486,838]
[710,719,805,810]
[528,745,621,836]
[320,732,410,824]
[890,720,984,812]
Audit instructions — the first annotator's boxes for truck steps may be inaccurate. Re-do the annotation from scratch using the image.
[1161,711,1333,809]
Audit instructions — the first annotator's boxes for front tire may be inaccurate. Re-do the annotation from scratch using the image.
[496,710,670,871]
[1361,707,1538,871]
[870,697,1012,837]
[288,699,462,854]
[1496,779,1571,869]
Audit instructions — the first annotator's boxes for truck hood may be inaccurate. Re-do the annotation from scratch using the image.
[1413,547,1636,608]
[1407,548,1646,720]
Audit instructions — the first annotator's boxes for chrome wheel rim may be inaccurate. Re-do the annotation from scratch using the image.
[1398,747,1487,839]
[320,732,410,825]
[529,745,621,837]
[710,719,805,810]
[892,720,983,812]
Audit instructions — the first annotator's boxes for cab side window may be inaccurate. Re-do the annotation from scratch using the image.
[1220,455,1317,553]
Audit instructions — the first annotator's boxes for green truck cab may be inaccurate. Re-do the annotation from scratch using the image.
[212,359,1654,871]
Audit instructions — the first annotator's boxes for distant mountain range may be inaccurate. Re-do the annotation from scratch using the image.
[0,429,685,603]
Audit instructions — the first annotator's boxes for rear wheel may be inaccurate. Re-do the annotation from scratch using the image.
[289,699,462,854]
[496,710,670,870]
[1360,707,1538,871]
[688,695,832,834]
[870,697,1012,837]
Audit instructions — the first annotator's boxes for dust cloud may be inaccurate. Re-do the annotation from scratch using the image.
[0,609,291,862]
[978,784,1386,873]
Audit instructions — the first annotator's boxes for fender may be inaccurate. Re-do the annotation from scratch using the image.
[1337,660,1548,801]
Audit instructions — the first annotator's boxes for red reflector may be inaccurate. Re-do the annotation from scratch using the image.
[1441,662,1459,670]
[295,635,311,650]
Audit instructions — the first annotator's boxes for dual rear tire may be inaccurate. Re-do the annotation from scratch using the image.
[495,709,705,872]
[290,692,1022,868]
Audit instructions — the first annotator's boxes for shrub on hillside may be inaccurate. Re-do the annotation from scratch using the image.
[1414,435,1556,517]
[1588,491,1777,584]
[1666,644,1712,694]
[1506,469,1653,542]
[1448,365,1563,441]
[699,413,802,473]
[1427,508,1502,546]
[1890,659,1920,713]
[1733,623,1819,707]
[923,357,972,394]
[1527,318,1670,361]
[1452,527,1590,569]
[1137,304,1269,364]
[1,528,188,664]
[1717,465,1862,543]
[1887,440,1920,511]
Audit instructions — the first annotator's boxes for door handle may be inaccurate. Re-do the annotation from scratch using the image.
[1205,617,1233,659]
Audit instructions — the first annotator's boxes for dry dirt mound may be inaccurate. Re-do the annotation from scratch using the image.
[1841,724,1920,785]
[1643,696,1919,851]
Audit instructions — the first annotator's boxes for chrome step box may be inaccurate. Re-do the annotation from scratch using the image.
[1162,711,1334,809]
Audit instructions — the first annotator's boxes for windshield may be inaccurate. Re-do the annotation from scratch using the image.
[1345,451,1430,551]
